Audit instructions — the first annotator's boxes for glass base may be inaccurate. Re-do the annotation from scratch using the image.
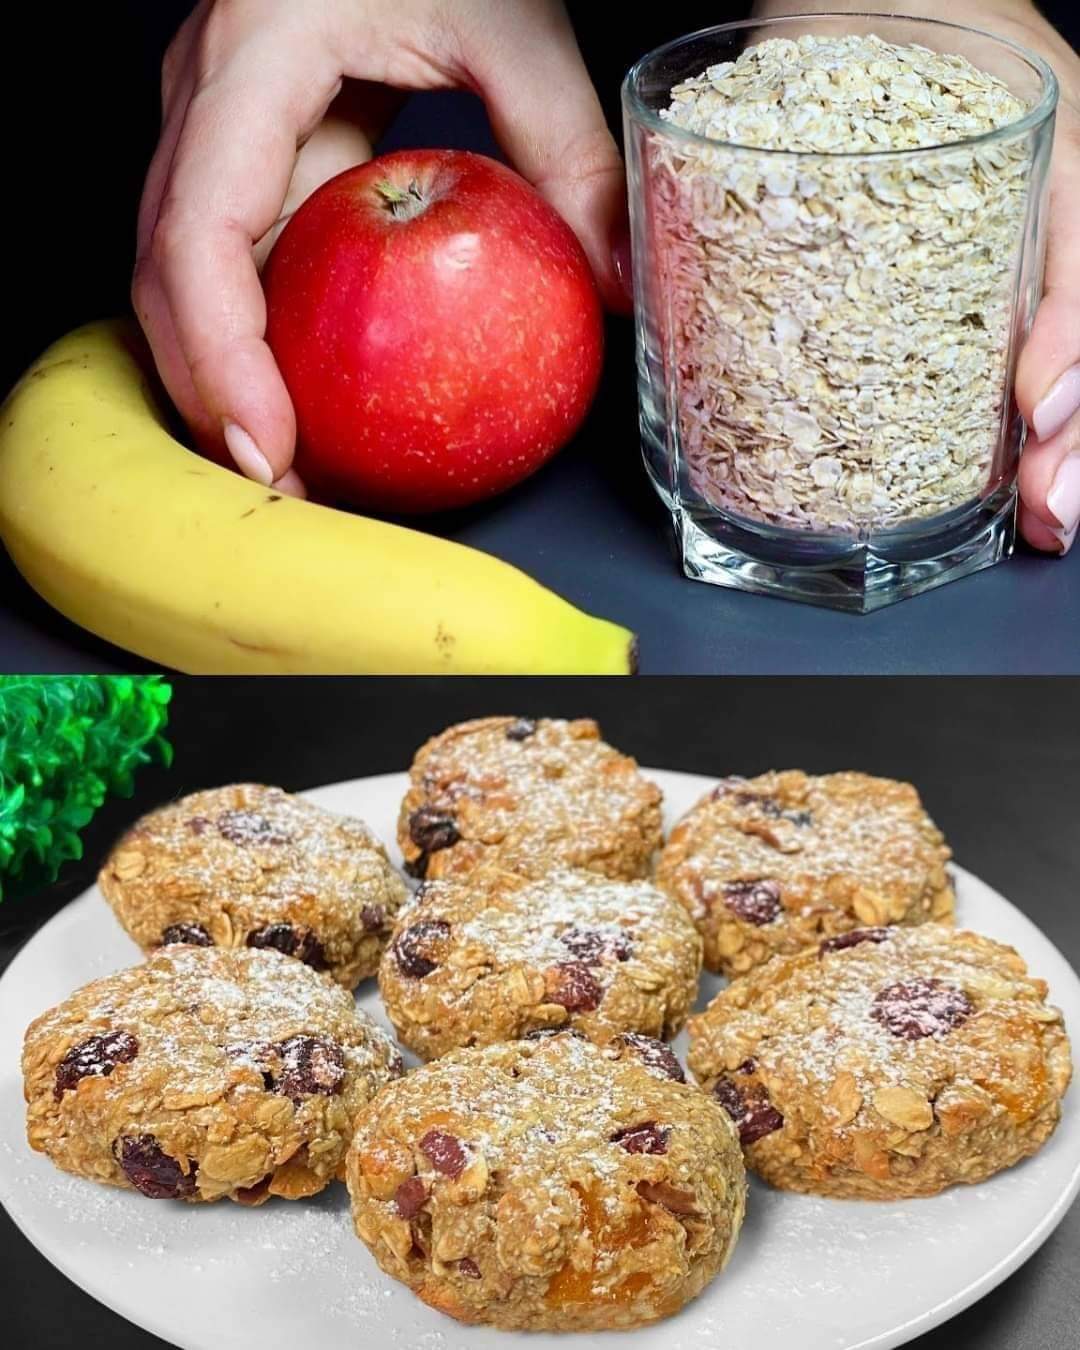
[667,485,1017,613]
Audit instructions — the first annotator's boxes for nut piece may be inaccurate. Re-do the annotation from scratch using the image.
[872,1085,934,1132]
[824,1071,862,1127]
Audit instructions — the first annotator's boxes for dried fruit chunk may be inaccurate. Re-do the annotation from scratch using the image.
[420,1129,468,1178]
[505,718,538,741]
[160,922,214,947]
[273,1035,345,1101]
[617,1033,686,1082]
[393,919,451,978]
[870,978,973,1040]
[408,807,460,854]
[394,1175,428,1219]
[713,1077,785,1144]
[246,923,326,969]
[722,879,782,925]
[360,904,386,932]
[114,1134,197,1199]
[544,962,602,1012]
[216,810,291,846]
[559,926,633,964]
[458,1257,482,1279]
[54,1031,138,1100]
[820,927,890,956]
[611,1122,670,1154]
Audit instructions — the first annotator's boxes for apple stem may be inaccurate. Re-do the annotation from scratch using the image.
[374,179,429,221]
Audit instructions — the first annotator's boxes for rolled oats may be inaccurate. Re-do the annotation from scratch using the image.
[655,33,1032,530]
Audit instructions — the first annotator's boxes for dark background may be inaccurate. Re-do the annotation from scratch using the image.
[2,5,1080,673]
[1,675,1078,1349]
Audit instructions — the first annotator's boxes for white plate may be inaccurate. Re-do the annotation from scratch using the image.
[1,769,1077,1350]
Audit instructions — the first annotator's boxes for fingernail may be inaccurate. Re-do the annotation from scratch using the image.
[612,224,633,306]
[272,468,307,500]
[1031,364,1080,442]
[1047,451,1080,552]
[223,422,273,486]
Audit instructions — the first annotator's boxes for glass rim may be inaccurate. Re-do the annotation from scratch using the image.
[621,13,1058,160]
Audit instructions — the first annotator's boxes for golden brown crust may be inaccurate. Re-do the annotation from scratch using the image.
[346,1033,745,1331]
[687,925,1072,1199]
[99,784,408,989]
[397,718,663,883]
[378,868,703,1060]
[23,947,402,1203]
[656,771,955,976]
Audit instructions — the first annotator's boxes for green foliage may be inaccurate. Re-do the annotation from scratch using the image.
[0,676,172,900]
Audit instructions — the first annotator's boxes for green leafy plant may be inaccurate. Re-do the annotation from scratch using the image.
[0,676,172,900]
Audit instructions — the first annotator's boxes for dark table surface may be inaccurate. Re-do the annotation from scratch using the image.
[3,3,1080,676]
[2,676,1078,1349]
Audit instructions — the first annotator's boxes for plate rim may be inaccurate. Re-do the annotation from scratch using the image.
[1,766,1077,1350]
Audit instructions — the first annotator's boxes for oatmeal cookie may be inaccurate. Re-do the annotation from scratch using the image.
[397,717,662,882]
[346,1030,745,1330]
[99,784,408,988]
[656,771,954,976]
[23,945,403,1204]
[379,868,703,1060]
[687,924,1072,1199]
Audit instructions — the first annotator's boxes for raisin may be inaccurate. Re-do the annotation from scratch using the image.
[394,1175,428,1219]
[819,927,891,956]
[559,926,633,964]
[611,1122,670,1155]
[458,1257,482,1280]
[392,920,451,978]
[54,1031,138,1100]
[404,855,429,880]
[870,979,973,1040]
[505,718,538,741]
[617,1033,686,1083]
[360,904,386,933]
[736,1058,757,1075]
[713,1077,784,1145]
[419,1129,467,1178]
[246,923,326,969]
[114,1134,197,1199]
[635,1179,700,1216]
[273,1035,345,1101]
[408,807,460,855]
[544,962,602,1012]
[216,810,291,846]
[160,922,213,947]
[722,879,782,925]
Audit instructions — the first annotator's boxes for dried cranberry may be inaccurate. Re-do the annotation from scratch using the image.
[710,777,749,800]
[186,816,211,835]
[246,923,326,969]
[505,718,538,741]
[216,810,291,846]
[273,1035,345,1101]
[160,922,213,947]
[617,1033,686,1082]
[820,927,891,956]
[870,979,973,1040]
[559,926,632,964]
[713,1077,784,1145]
[114,1134,197,1199]
[611,1122,670,1155]
[54,1031,139,1100]
[545,962,602,1012]
[723,879,782,925]
[408,807,460,855]
[458,1257,481,1280]
[393,920,451,978]
[360,904,386,933]
[419,1129,467,1178]
[394,1175,428,1219]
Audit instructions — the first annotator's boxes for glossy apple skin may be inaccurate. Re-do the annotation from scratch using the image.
[263,150,605,514]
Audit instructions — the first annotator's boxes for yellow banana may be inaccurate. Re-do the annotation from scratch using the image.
[0,321,636,673]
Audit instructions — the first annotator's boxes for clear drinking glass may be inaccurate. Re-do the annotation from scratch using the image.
[623,14,1057,611]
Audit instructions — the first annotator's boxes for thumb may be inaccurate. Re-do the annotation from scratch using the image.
[458,2,629,312]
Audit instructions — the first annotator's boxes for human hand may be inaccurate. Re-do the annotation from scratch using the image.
[133,0,625,493]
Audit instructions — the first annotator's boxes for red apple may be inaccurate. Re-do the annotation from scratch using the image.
[263,150,604,514]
